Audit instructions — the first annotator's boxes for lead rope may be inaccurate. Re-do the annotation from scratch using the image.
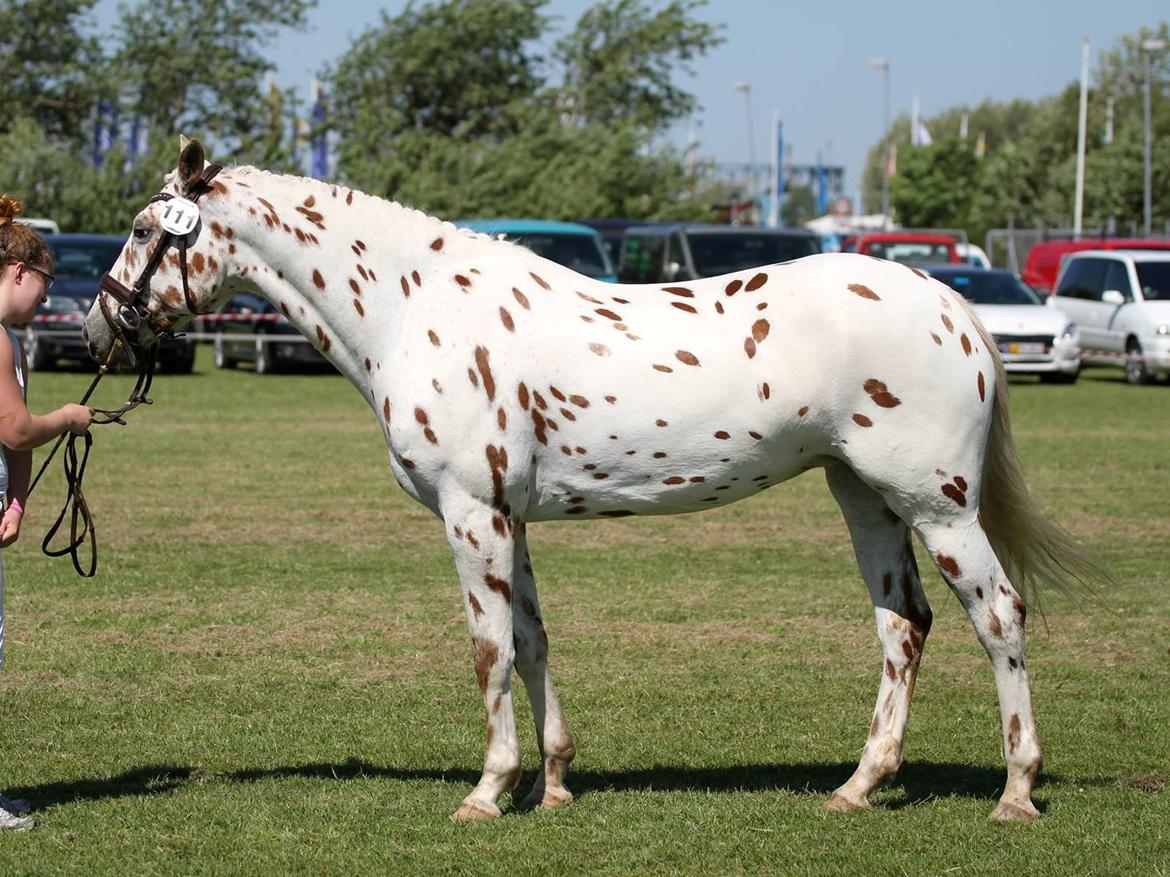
[26,339,155,577]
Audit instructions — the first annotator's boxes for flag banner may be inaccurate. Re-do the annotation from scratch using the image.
[310,83,329,179]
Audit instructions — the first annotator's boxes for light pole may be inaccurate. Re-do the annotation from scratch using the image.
[1143,38,1166,238]
[734,81,757,222]
[869,58,890,228]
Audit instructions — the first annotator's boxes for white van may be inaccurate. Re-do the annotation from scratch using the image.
[1050,250,1170,384]
[17,217,60,235]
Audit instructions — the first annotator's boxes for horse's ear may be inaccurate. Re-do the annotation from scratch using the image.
[177,136,206,191]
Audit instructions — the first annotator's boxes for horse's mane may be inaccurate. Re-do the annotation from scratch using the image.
[227,165,515,251]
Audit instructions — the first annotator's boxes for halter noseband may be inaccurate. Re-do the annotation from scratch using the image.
[97,163,223,365]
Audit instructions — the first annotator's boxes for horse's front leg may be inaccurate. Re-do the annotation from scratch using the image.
[444,494,522,821]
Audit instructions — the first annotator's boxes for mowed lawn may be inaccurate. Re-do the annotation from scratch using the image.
[0,347,1167,875]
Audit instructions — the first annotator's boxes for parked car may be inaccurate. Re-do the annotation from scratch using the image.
[27,234,195,372]
[1050,250,1170,384]
[456,219,617,282]
[927,266,1080,382]
[579,219,660,267]
[956,242,991,269]
[848,232,960,266]
[618,224,820,283]
[1021,238,1170,297]
[211,292,328,374]
[17,217,60,235]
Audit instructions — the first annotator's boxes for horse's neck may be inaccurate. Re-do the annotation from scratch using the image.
[222,170,459,386]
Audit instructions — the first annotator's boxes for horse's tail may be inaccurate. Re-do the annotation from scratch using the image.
[960,297,1101,607]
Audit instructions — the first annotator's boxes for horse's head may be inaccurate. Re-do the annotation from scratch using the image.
[83,136,233,366]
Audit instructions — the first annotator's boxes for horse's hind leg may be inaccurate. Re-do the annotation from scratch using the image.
[824,465,933,813]
[915,517,1042,821]
[510,524,576,810]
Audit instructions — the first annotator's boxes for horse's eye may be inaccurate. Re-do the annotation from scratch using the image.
[133,226,151,242]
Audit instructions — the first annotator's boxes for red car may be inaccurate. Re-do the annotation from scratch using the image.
[1022,238,1170,296]
[849,232,960,265]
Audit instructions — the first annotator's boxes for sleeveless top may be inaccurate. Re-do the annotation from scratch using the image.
[0,327,26,497]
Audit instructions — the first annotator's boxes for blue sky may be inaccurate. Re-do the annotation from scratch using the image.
[94,1,1167,197]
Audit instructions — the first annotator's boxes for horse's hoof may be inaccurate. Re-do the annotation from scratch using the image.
[989,799,1040,822]
[452,800,501,822]
[824,792,870,813]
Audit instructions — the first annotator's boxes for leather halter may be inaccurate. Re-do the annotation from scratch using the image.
[97,162,224,365]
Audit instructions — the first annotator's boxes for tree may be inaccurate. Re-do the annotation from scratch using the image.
[0,0,108,146]
[328,0,722,221]
[780,185,816,227]
[113,0,314,161]
[553,0,723,129]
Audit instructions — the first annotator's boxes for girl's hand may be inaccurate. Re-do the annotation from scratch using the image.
[0,505,22,548]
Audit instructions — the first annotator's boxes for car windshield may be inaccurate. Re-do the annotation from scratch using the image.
[935,272,1042,305]
[687,233,816,276]
[509,233,614,279]
[1135,262,1170,301]
[865,241,952,264]
[46,240,124,279]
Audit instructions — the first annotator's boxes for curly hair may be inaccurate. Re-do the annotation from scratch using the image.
[0,194,53,272]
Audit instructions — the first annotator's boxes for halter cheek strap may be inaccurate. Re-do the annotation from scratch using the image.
[98,163,224,359]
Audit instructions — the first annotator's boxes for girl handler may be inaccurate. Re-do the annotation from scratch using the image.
[0,195,93,830]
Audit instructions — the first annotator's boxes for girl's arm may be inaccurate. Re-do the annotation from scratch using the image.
[0,347,31,547]
[0,331,89,451]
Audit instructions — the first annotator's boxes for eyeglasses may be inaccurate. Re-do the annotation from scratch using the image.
[27,264,54,291]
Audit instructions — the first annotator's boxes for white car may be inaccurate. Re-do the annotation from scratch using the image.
[928,266,1080,382]
[956,242,991,269]
[1051,250,1170,384]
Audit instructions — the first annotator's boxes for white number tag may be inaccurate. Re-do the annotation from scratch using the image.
[159,198,201,235]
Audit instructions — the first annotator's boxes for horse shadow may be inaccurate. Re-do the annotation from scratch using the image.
[7,758,1112,814]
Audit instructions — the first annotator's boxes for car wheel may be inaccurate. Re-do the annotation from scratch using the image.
[23,328,55,371]
[214,336,235,369]
[254,336,276,374]
[1040,368,1079,385]
[1125,339,1152,385]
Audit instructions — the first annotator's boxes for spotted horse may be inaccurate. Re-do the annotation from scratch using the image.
[84,139,1093,823]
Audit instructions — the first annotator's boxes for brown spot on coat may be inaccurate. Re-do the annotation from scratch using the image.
[936,554,961,578]
[671,302,698,314]
[513,288,530,309]
[744,338,757,358]
[595,308,622,321]
[676,350,700,366]
[472,637,498,693]
[752,319,770,343]
[475,347,496,402]
[455,274,471,288]
[314,325,331,351]
[745,272,768,292]
[428,330,440,346]
[848,283,881,300]
[978,371,986,402]
[518,383,530,409]
[941,313,954,333]
[725,279,743,295]
[468,593,484,619]
[864,379,902,408]
[431,237,444,251]
[663,286,694,297]
[941,484,967,507]
[852,413,873,427]
[312,269,325,290]
[383,397,391,423]
[353,299,365,317]
[530,272,550,290]
[499,307,515,332]
[961,333,972,356]
[1008,714,1021,753]
[484,573,511,603]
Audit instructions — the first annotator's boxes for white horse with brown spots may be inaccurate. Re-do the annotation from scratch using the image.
[84,140,1093,823]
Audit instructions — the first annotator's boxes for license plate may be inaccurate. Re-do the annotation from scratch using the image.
[1001,342,1047,355]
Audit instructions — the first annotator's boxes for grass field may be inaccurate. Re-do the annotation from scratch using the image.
[0,347,1167,875]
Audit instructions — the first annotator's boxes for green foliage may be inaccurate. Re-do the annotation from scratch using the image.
[863,21,1170,241]
[328,0,721,221]
[780,184,816,226]
[0,0,108,146]
[0,118,177,233]
[554,0,724,129]
[113,0,314,162]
